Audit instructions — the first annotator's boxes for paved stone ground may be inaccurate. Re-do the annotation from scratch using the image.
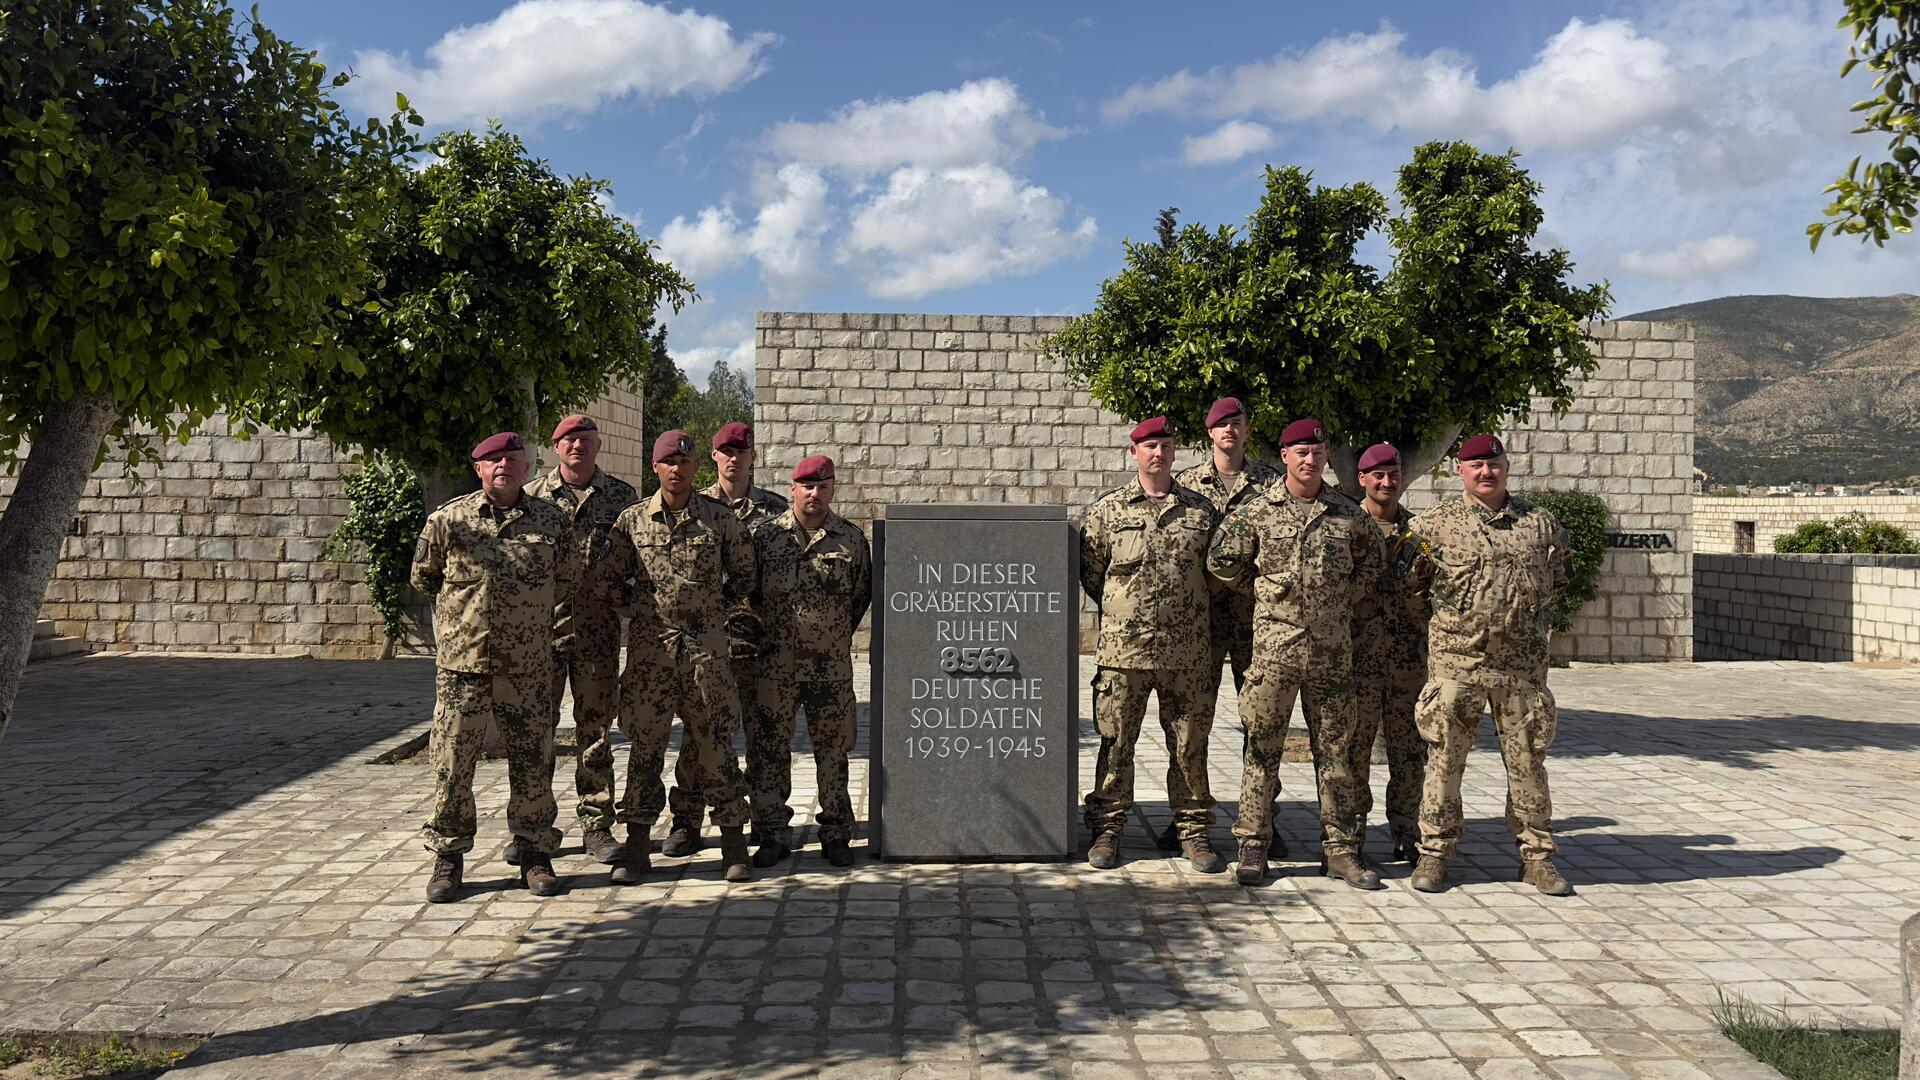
[3,654,1917,1079]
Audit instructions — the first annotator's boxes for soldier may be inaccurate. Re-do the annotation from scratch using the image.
[1080,416,1225,874]
[520,414,638,869]
[745,455,872,868]
[1207,419,1385,888]
[660,421,789,856]
[1169,395,1285,858]
[412,432,579,903]
[1350,443,1429,865]
[603,430,759,883]
[1407,434,1575,896]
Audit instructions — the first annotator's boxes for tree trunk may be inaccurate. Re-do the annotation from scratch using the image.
[1328,441,1360,498]
[0,393,120,749]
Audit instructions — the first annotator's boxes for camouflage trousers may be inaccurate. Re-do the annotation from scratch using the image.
[667,657,755,827]
[553,646,621,832]
[1415,677,1557,862]
[1169,638,1254,822]
[618,655,752,832]
[747,671,857,846]
[1085,664,1218,839]
[1233,659,1368,855]
[421,668,562,856]
[1354,670,1428,847]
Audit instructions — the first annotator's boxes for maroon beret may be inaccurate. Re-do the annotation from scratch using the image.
[1280,418,1325,447]
[1458,434,1505,461]
[551,413,596,442]
[1356,443,1401,472]
[470,432,524,460]
[1130,416,1173,443]
[652,429,695,464]
[1205,397,1245,428]
[712,421,753,451]
[792,454,835,482]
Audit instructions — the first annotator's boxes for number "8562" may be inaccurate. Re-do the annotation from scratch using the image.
[938,646,1014,674]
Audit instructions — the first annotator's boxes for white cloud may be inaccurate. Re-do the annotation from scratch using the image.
[344,0,774,123]
[656,164,831,298]
[767,78,1065,177]
[1620,235,1763,280]
[840,166,1097,299]
[678,336,755,381]
[1104,19,1684,153]
[1182,120,1278,166]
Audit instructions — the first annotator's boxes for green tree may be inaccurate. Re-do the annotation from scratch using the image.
[1041,142,1611,489]
[0,0,413,745]
[255,123,694,508]
[1812,0,1920,250]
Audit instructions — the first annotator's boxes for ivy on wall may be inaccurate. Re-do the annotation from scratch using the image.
[327,454,427,644]
[1519,488,1609,634]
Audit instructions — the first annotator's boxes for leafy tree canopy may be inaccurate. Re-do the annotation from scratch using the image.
[1773,512,1920,553]
[1041,142,1611,484]
[638,337,754,493]
[253,123,694,475]
[1813,0,1920,249]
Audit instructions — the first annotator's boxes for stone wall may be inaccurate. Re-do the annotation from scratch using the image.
[1694,495,1920,554]
[754,312,1694,662]
[2,385,644,659]
[1695,553,1920,662]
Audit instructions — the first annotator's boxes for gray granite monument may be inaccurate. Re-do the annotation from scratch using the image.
[870,505,1078,860]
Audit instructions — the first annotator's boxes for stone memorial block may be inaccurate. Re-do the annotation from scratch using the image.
[870,505,1078,860]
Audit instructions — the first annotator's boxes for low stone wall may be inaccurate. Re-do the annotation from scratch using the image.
[755,312,1695,662]
[1695,495,1920,554]
[1694,552,1920,662]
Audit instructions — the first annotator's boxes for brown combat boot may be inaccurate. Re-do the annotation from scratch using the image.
[1323,851,1385,890]
[1520,859,1574,896]
[425,853,462,903]
[661,819,704,858]
[521,851,564,897]
[1410,855,1449,893]
[751,837,792,868]
[609,840,650,885]
[582,827,623,865]
[1182,835,1226,874]
[718,826,751,883]
[823,839,855,868]
[1087,830,1123,869]
[1235,839,1267,885]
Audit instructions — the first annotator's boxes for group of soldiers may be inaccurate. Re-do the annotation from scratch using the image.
[405,395,1575,902]
[1079,397,1575,895]
[409,416,870,902]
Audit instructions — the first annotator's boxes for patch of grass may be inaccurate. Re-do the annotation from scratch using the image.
[34,1035,186,1078]
[1715,991,1899,1080]
[0,1041,24,1068]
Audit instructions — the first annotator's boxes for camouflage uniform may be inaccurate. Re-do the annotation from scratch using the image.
[524,467,639,832]
[1079,479,1220,840]
[747,510,872,846]
[663,482,791,829]
[1408,495,1571,863]
[1206,486,1384,854]
[1350,506,1430,851]
[604,491,756,834]
[411,490,580,856]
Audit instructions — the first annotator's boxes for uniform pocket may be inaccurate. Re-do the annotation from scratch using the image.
[1413,681,1448,744]
[1525,684,1557,753]
[812,551,854,592]
[1110,524,1147,570]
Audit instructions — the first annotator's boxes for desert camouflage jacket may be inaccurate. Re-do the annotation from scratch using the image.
[1352,505,1431,683]
[1079,478,1219,671]
[1177,457,1281,652]
[701,481,790,531]
[411,490,580,675]
[753,510,873,682]
[1409,495,1572,685]
[525,467,639,660]
[1206,484,1384,671]
[605,490,755,666]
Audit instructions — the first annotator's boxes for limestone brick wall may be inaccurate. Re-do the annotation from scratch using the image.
[3,383,643,659]
[1695,553,1920,662]
[1694,496,1920,554]
[755,312,1694,662]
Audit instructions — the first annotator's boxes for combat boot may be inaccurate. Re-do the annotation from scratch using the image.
[1182,835,1226,874]
[1410,855,1448,893]
[718,826,751,883]
[824,840,855,868]
[582,827,623,865]
[521,852,564,897]
[425,853,462,904]
[1235,839,1267,886]
[661,819,705,858]
[1155,820,1180,852]
[751,837,792,868]
[1322,851,1385,890]
[610,842,650,885]
[1087,830,1123,869]
[1392,835,1419,864]
[501,838,523,866]
[1520,859,1574,896]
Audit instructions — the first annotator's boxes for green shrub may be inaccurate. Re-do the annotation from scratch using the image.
[1517,489,1608,633]
[1773,512,1920,554]
[327,454,428,643]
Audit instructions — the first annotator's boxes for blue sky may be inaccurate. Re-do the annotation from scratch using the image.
[259,0,1916,382]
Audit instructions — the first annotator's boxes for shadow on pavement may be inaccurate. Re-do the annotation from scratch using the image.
[1554,707,1920,769]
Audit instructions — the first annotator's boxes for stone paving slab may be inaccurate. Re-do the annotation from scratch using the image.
[3,654,1917,1077]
